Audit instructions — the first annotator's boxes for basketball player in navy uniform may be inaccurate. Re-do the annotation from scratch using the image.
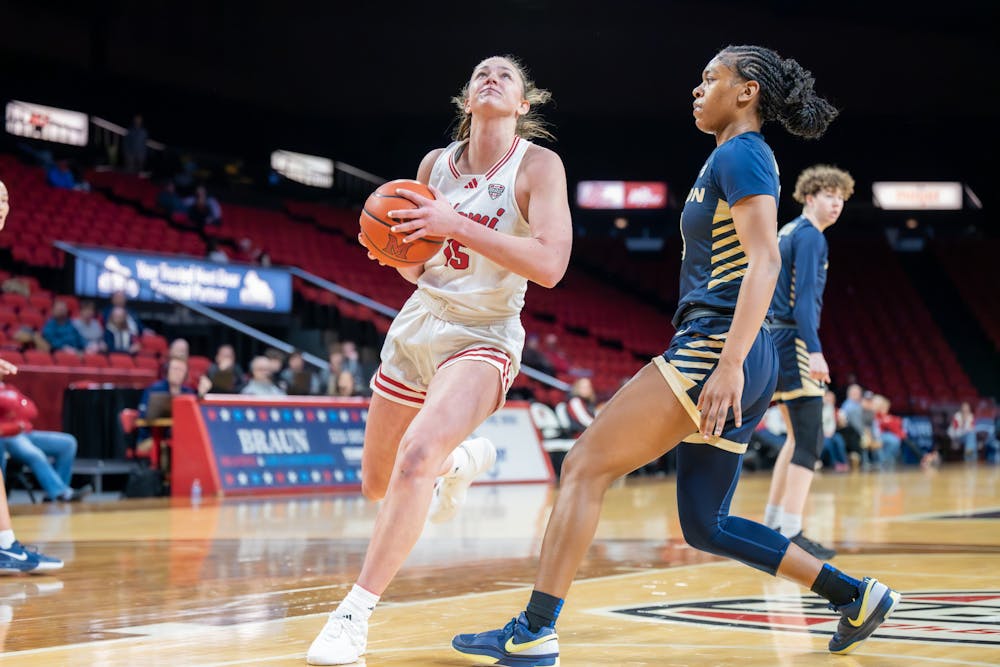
[306,57,573,664]
[452,46,899,665]
[763,165,855,559]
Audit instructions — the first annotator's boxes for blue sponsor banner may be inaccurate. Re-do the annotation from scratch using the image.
[73,246,292,313]
[201,402,367,492]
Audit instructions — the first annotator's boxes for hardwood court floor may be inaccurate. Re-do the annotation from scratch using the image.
[3,465,999,665]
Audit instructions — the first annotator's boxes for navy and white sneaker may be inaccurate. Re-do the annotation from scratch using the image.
[452,612,559,666]
[0,541,64,574]
[828,577,900,654]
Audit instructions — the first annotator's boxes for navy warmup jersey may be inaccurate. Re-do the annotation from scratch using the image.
[674,132,780,326]
[771,216,828,353]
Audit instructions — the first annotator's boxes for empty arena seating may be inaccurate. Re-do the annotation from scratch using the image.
[935,238,1000,351]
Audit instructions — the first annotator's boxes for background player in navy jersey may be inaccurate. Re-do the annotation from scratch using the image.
[764,165,855,559]
[452,46,899,665]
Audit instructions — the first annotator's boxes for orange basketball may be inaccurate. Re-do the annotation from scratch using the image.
[359,179,444,268]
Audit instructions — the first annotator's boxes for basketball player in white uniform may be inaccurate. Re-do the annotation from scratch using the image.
[307,56,572,665]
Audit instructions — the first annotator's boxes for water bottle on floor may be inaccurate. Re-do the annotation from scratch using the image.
[191,478,202,505]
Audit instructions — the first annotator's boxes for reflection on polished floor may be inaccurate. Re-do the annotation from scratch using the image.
[3,465,999,665]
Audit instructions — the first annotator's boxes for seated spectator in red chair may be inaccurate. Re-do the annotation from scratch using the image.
[156,181,186,216]
[241,356,286,397]
[542,333,570,375]
[72,300,107,353]
[279,350,321,395]
[104,307,142,355]
[101,291,144,336]
[331,370,361,398]
[198,344,246,394]
[0,382,89,502]
[522,334,554,376]
[183,186,222,230]
[135,356,197,454]
[46,159,90,192]
[158,338,190,379]
[234,237,262,264]
[41,299,86,353]
[948,401,978,462]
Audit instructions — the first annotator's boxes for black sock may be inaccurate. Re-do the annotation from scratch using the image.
[811,563,861,606]
[524,590,564,632]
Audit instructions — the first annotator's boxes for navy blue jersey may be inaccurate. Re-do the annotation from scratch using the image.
[674,132,780,326]
[771,216,828,352]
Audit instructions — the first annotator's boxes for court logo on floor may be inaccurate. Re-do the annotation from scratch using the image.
[603,591,1000,646]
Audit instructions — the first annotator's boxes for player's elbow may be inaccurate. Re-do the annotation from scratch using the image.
[534,264,566,289]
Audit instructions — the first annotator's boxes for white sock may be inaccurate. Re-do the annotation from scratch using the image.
[764,504,783,530]
[446,442,473,479]
[780,513,802,538]
[336,584,379,623]
[0,529,15,549]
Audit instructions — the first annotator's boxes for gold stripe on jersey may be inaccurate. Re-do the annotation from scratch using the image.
[708,268,747,290]
[789,266,797,307]
[712,222,735,237]
[712,200,732,224]
[687,339,726,349]
[711,256,749,277]
[674,348,721,359]
[670,359,715,370]
[709,198,746,291]
[713,244,746,263]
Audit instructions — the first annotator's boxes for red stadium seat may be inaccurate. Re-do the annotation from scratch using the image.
[22,349,53,365]
[53,349,83,366]
[108,353,135,369]
[82,352,110,368]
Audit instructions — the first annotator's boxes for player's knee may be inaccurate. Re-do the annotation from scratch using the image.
[678,512,719,553]
[559,443,615,490]
[394,433,443,482]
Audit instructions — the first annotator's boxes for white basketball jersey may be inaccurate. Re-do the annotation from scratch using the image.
[417,136,532,324]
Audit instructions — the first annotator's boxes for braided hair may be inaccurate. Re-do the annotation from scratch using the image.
[718,45,838,140]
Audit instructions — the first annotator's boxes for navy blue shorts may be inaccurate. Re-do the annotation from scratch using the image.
[771,327,825,403]
[654,316,778,453]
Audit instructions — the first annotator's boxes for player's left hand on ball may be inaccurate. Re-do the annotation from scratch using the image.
[697,357,743,439]
[389,184,462,243]
[357,233,388,266]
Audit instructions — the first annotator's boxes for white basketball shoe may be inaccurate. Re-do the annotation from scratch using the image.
[306,612,368,665]
[428,437,497,524]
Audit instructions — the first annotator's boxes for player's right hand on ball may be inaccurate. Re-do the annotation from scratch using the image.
[357,233,387,267]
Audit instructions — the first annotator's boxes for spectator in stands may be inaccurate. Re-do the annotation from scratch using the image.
[839,383,865,468]
[821,389,849,472]
[159,338,190,379]
[263,347,287,382]
[122,114,148,174]
[199,344,246,394]
[320,346,345,395]
[258,251,272,267]
[521,334,554,376]
[234,237,262,264]
[340,340,372,396]
[156,181,186,216]
[72,300,106,353]
[241,356,285,396]
[542,333,570,375]
[102,290,143,335]
[206,238,229,263]
[948,401,978,462]
[104,306,142,354]
[183,185,222,229]
[41,299,86,353]
[136,356,197,451]
[860,390,881,469]
[279,350,321,395]
[565,378,597,438]
[332,370,361,397]
[0,381,89,502]
[873,394,905,468]
[46,159,89,192]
